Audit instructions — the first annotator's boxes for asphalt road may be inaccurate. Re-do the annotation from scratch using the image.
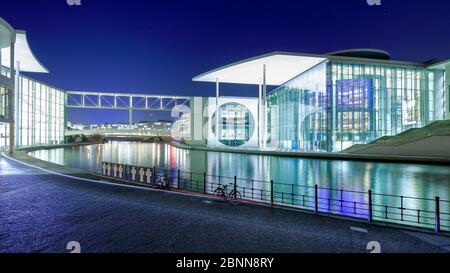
[0,155,447,253]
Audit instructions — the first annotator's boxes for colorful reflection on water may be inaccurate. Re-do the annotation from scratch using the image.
[30,141,450,229]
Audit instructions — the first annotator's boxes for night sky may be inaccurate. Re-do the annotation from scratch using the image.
[1,0,450,124]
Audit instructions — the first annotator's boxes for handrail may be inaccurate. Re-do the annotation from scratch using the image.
[100,161,449,232]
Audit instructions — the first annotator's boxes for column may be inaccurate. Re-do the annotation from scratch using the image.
[262,64,267,149]
[446,64,450,120]
[258,79,262,148]
[129,96,133,130]
[215,78,220,144]
[14,61,20,147]
[8,42,14,154]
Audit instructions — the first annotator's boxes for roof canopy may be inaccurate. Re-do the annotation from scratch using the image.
[193,52,327,86]
[1,30,48,73]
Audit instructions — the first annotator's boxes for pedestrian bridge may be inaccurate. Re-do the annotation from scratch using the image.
[65,129,171,137]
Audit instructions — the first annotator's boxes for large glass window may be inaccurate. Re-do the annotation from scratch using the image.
[0,84,11,121]
[266,61,328,151]
[267,61,445,152]
[0,84,12,149]
[16,75,65,147]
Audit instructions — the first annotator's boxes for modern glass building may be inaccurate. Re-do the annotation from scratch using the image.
[0,18,65,151]
[194,50,450,152]
[0,17,15,150]
[266,53,446,151]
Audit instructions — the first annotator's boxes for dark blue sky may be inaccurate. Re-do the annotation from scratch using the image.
[2,0,450,124]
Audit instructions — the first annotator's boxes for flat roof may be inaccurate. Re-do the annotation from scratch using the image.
[1,30,48,73]
[193,52,328,86]
[193,51,427,86]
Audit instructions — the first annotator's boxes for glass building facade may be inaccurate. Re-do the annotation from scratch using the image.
[266,60,446,152]
[0,56,13,150]
[0,84,11,120]
[0,84,11,148]
[16,75,65,147]
[0,66,65,149]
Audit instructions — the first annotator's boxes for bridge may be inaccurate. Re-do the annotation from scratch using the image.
[65,91,191,128]
[65,129,171,137]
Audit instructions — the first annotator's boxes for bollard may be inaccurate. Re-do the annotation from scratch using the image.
[270,180,274,207]
[234,176,237,199]
[400,196,404,221]
[314,185,319,213]
[153,166,156,184]
[203,172,207,194]
[177,169,180,189]
[435,196,440,233]
[368,190,372,223]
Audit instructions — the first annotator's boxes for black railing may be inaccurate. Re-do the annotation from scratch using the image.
[100,162,450,232]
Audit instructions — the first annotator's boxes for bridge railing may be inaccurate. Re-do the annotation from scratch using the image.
[65,129,171,137]
[99,161,450,233]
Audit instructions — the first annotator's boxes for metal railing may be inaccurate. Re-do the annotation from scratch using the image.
[100,161,450,233]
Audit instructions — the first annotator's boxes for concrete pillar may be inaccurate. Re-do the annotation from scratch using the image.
[129,96,133,130]
[64,92,68,143]
[258,80,262,148]
[445,64,450,120]
[14,61,20,147]
[262,64,267,149]
[190,97,205,145]
[8,42,14,154]
[215,78,220,143]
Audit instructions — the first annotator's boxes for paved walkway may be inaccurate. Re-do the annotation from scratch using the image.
[0,154,448,253]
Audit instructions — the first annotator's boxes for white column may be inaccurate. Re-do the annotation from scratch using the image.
[129,96,133,130]
[215,78,220,144]
[8,42,14,154]
[446,64,450,120]
[262,64,267,149]
[14,61,20,147]
[258,79,262,148]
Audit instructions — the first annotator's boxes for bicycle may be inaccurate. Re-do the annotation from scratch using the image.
[213,184,241,205]
[153,175,170,190]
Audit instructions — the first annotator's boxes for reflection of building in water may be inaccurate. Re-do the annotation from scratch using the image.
[205,151,264,186]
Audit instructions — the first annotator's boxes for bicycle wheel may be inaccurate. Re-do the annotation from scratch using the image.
[213,188,226,199]
[229,190,242,205]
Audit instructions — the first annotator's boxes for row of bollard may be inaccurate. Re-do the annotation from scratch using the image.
[102,162,153,183]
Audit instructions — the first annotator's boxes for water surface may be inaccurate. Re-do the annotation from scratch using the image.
[29,141,450,199]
